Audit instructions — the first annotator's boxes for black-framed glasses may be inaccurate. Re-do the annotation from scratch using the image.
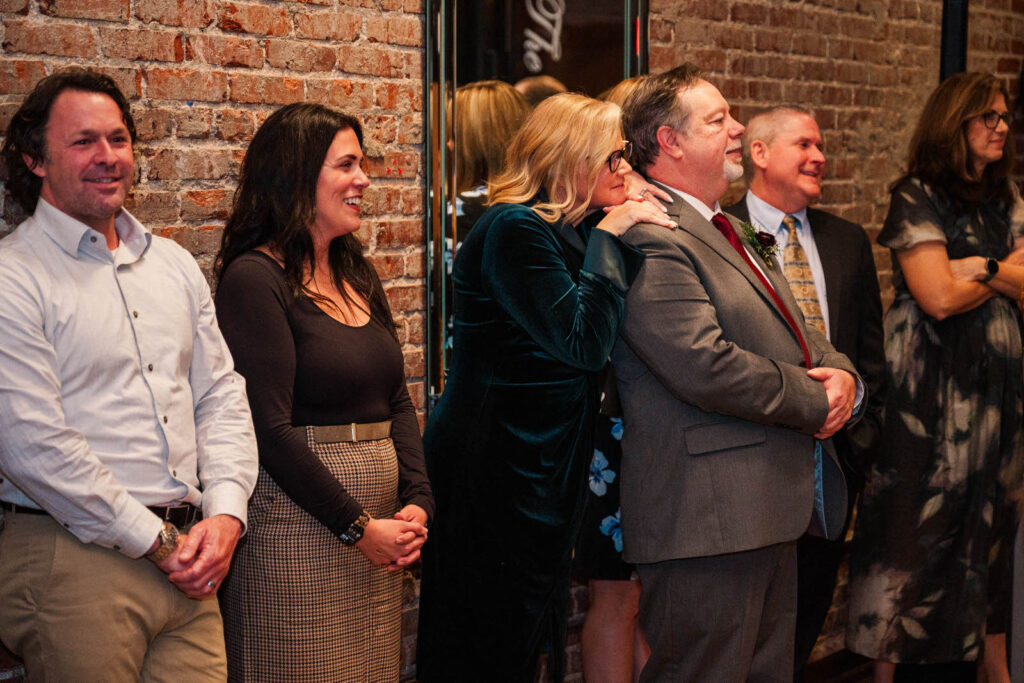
[979,110,1011,130]
[606,141,632,173]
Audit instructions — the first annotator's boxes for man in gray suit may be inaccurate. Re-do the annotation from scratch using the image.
[613,64,864,681]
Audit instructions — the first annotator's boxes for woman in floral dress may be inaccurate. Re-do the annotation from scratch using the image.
[846,72,1024,682]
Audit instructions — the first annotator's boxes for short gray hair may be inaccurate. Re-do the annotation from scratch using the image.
[622,63,704,173]
[741,105,816,181]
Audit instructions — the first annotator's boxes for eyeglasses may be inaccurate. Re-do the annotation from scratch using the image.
[979,110,1011,130]
[606,141,632,173]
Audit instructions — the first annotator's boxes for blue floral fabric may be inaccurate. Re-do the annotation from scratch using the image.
[575,414,633,580]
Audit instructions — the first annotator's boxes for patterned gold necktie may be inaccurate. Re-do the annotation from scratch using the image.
[782,215,826,336]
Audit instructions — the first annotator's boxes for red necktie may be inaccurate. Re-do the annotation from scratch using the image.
[710,213,812,368]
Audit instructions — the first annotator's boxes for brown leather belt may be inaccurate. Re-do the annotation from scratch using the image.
[0,501,46,515]
[147,503,201,528]
[312,420,392,443]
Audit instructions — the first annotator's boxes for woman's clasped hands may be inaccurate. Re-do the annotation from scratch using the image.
[355,503,429,571]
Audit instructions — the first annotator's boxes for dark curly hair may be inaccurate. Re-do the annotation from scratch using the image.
[215,103,396,339]
[1,68,136,212]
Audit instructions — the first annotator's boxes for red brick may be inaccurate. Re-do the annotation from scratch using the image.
[145,148,235,181]
[0,59,47,95]
[730,2,768,24]
[230,73,304,104]
[336,44,405,78]
[91,66,142,99]
[294,9,361,40]
[362,186,402,215]
[181,189,231,221]
[2,19,98,58]
[374,218,421,248]
[404,251,424,279]
[173,107,213,138]
[369,253,405,280]
[266,39,336,72]
[214,110,255,141]
[135,0,214,28]
[306,78,374,109]
[41,0,128,20]
[375,83,420,112]
[385,284,423,313]
[123,190,178,222]
[0,0,29,12]
[402,348,424,377]
[185,34,264,68]
[400,188,421,215]
[146,68,228,102]
[220,1,291,37]
[649,18,673,43]
[133,107,174,141]
[365,152,418,180]
[101,28,184,62]
[397,114,421,144]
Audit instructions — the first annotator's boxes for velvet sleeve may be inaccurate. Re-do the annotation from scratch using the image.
[215,255,364,535]
[480,206,643,373]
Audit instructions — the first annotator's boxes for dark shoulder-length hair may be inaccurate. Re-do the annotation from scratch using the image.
[2,68,136,212]
[900,71,1016,208]
[215,103,396,339]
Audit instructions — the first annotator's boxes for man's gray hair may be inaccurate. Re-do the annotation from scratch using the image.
[622,63,705,173]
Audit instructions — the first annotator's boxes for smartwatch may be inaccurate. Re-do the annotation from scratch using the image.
[984,257,999,282]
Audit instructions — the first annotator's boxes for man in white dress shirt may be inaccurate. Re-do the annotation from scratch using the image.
[0,69,258,680]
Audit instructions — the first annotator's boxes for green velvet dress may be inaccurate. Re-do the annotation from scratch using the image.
[417,200,642,682]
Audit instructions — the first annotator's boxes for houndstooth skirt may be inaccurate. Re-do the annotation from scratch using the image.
[222,427,402,682]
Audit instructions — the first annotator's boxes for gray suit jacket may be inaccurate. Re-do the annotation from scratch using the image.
[613,192,861,565]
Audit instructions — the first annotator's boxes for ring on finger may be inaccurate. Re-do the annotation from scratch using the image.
[206,580,216,588]
[639,187,649,198]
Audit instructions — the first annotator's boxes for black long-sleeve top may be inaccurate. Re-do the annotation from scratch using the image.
[215,251,433,534]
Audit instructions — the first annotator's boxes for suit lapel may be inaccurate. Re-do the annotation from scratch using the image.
[808,209,843,336]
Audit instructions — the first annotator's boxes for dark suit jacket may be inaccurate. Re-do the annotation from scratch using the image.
[612,192,861,564]
[724,197,886,482]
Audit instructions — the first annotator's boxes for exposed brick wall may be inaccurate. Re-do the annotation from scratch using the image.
[0,0,425,413]
[0,0,426,678]
[650,0,1024,309]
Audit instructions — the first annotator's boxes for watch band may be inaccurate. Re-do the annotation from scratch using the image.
[984,257,999,282]
[339,512,370,546]
[147,521,180,562]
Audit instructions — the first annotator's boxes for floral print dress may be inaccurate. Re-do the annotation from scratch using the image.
[846,177,1024,663]
[575,413,633,581]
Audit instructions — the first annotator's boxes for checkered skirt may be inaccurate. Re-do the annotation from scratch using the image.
[222,428,401,682]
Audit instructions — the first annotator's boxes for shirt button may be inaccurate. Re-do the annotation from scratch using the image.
[163,416,168,423]
[148,364,154,371]
[113,545,121,551]
[89,236,97,243]
[133,311,139,318]
[172,470,177,477]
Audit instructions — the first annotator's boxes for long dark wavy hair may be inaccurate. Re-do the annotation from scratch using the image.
[900,71,1016,209]
[216,103,395,339]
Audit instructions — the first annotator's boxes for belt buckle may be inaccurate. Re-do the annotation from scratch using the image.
[350,423,357,441]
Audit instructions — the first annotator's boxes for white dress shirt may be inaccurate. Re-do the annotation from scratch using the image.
[0,199,258,558]
[743,190,831,340]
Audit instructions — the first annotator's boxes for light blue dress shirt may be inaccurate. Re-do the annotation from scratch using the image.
[0,199,257,558]
[743,190,831,340]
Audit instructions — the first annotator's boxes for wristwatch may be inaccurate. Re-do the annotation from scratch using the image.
[339,512,370,546]
[147,521,180,562]
[984,257,999,282]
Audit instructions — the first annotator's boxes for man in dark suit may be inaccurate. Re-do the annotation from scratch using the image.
[724,106,886,680]
[613,64,864,682]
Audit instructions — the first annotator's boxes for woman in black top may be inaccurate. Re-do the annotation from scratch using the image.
[215,103,433,682]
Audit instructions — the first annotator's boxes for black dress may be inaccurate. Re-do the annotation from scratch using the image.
[216,251,433,681]
[417,202,642,682]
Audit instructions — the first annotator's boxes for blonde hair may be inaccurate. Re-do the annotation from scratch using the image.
[488,93,623,225]
[454,81,529,193]
[600,76,646,107]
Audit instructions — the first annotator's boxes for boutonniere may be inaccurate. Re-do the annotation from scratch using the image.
[739,220,779,268]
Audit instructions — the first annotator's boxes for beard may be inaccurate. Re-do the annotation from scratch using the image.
[723,157,744,183]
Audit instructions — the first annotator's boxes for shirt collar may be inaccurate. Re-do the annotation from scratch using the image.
[34,197,151,262]
[653,181,721,221]
[745,190,809,237]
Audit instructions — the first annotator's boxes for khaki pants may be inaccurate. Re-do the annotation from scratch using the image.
[0,509,227,683]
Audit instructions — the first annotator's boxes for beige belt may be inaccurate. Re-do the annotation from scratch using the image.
[312,421,392,443]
